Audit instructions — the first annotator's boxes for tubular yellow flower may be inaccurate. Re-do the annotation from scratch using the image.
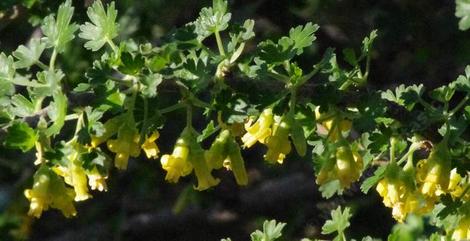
[451,217,470,241]
[206,129,231,170]
[224,137,248,185]
[107,131,141,170]
[264,116,291,164]
[187,131,220,191]
[53,148,91,201]
[242,108,274,148]
[160,132,193,183]
[87,167,108,192]
[376,162,434,222]
[141,131,160,159]
[416,142,451,197]
[24,166,77,218]
[335,146,363,188]
[24,173,50,218]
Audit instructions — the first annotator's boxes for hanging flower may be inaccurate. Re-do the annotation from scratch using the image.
[376,163,434,222]
[264,116,292,164]
[141,131,160,159]
[416,142,451,197]
[107,127,141,170]
[160,130,193,183]
[24,166,77,218]
[87,167,108,192]
[242,108,274,148]
[451,216,470,241]
[187,130,220,190]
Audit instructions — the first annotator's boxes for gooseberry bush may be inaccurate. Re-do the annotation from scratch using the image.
[1,0,470,240]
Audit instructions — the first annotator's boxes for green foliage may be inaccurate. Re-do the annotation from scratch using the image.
[41,0,78,53]
[4,121,37,152]
[456,0,470,30]
[79,1,119,51]
[322,206,352,241]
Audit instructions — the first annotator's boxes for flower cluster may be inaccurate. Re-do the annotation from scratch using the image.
[24,166,77,218]
[242,108,306,164]
[376,141,470,224]
[375,163,433,222]
[161,128,220,190]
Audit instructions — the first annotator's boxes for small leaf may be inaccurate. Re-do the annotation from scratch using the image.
[45,92,67,137]
[360,165,387,194]
[456,0,470,30]
[288,22,319,55]
[322,206,352,237]
[194,0,231,40]
[41,0,78,53]
[4,122,37,152]
[79,1,119,51]
[13,38,46,69]
[197,120,217,142]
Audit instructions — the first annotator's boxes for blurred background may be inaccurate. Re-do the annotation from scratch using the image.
[0,0,469,240]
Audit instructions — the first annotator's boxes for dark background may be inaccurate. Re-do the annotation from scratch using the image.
[0,0,468,240]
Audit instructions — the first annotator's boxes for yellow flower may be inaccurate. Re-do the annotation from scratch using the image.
[25,166,77,218]
[186,131,220,191]
[87,167,108,192]
[376,163,435,222]
[224,136,248,185]
[24,173,50,218]
[53,150,91,201]
[315,144,363,189]
[335,146,363,188]
[416,142,451,197]
[264,116,291,164]
[451,217,470,241]
[160,134,193,183]
[206,130,231,170]
[107,131,141,170]
[242,108,274,148]
[141,131,160,159]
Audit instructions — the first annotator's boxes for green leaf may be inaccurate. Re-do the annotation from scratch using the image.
[250,220,286,241]
[322,206,352,237]
[0,53,15,96]
[289,22,319,55]
[319,180,343,198]
[79,1,119,51]
[4,122,37,152]
[197,120,217,143]
[381,84,424,111]
[10,94,35,118]
[140,73,163,98]
[362,30,378,54]
[456,0,470,30]
[360,165,387,193]
[118,52,144,75]
[45,92,67,137]
[12,38,46,69]
[41,0,78,53]
[194,0,231,40]
[429,85,455,103]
